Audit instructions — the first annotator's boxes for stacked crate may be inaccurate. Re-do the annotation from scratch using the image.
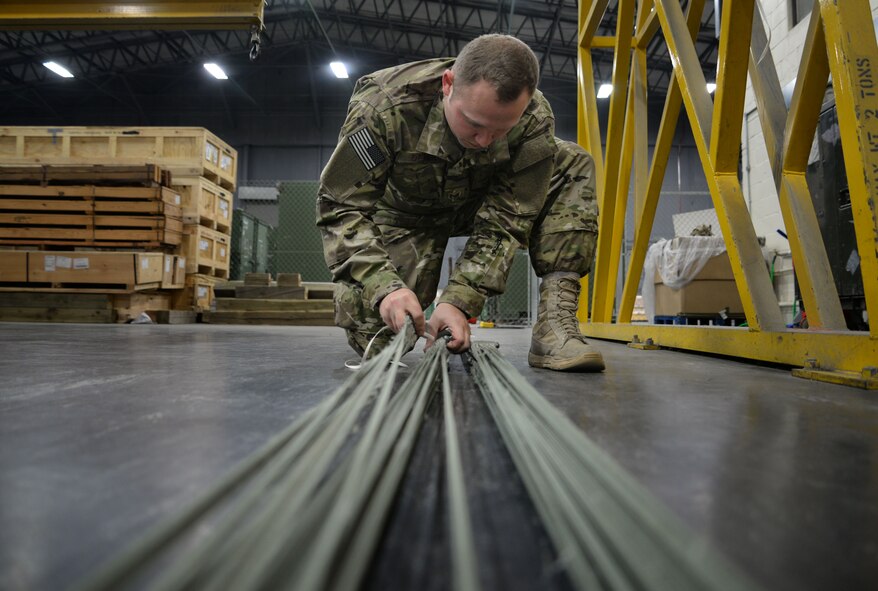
[0,126,237,314]
[0,164,186,321]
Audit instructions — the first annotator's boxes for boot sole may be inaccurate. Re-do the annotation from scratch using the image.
[528,352,606,372]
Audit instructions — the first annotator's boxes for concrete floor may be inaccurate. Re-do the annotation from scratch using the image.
[0,322,876,590]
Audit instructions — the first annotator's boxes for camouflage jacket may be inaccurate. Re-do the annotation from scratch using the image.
[316,58,557,316]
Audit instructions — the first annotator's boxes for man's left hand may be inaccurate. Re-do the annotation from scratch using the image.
[426,303,471,353]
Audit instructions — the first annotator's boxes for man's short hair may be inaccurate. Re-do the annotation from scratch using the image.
[452,34,539,103]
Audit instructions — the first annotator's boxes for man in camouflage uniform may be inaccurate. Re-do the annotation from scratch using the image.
[317,34,605,371]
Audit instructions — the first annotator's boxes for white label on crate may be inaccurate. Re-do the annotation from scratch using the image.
[165,258,171,272]
[220,247,226,258]
[198,286,208,298]
[199,239,209,252]
[73,257,89,270]
[57,256,73,269]
[220,154,232,171]
[175,194,181,205]
[141,258,149,269]
[205,143,219,164]
[44,256,56,272]
[178,259,185,269]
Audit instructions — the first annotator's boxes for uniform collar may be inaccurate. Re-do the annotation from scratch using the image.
[415,94,511,163]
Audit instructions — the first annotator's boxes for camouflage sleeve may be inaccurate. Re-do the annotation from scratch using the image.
[316,99,407,309]
[438,118,557,317]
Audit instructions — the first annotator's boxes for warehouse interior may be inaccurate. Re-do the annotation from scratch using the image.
[1,1,877,591]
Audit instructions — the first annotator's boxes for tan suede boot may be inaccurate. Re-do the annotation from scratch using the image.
[528,272,605,372]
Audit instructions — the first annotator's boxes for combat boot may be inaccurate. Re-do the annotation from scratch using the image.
[529,272,605,372]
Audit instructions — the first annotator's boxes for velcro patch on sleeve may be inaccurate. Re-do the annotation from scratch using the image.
[348,127,386,171]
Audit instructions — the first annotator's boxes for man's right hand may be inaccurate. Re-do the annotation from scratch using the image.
[378,288,426,336]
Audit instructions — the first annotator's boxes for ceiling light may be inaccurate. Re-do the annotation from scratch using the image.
[330,61,348,79]
[43,61,74,78]
[597,83,613,99]
[203,63,228,80]
[707,82,717,94]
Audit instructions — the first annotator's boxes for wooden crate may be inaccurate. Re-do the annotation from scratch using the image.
[135,253,165,285]
[172,273,218,311]
[0,127,237,190]
[172,176,233,232]
[25,251,163,290]
[179,224,230,279]
[161,254,186,289]
[0,184,182,247]
[0,250,27,283]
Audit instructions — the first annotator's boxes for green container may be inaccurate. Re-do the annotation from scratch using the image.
[253,220,271,274]
[231,209,256,280]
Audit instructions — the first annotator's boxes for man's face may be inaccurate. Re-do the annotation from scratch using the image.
[442,69,531,150]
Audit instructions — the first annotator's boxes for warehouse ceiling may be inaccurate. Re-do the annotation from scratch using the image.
[0,0,719,124]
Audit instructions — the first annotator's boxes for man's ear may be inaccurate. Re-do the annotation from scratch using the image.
[442,69,454,99]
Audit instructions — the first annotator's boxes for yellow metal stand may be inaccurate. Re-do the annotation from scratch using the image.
[578,0,878,388]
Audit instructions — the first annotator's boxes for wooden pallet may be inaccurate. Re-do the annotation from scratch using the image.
[203,298,334,325]
[0,164,168,187]
[0,126,237,191]
[0,292,115,323]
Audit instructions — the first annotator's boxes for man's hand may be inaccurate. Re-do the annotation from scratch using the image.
[378,288,426,336]
[426,303,471,353]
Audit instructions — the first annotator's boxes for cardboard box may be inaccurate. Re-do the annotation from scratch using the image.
[654,252,743,316]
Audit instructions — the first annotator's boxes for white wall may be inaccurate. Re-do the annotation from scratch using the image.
[742,0,878,318]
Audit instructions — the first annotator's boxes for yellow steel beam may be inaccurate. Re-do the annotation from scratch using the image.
[633,49,648,231]
[581,323,878,376]
[618,0,706,323]
[776,9,846,330]
[635,1,659,49]
[818,0,878,339]
[580,0,612,48]
[609,71,637,300]
[590,0,636,323]
[748,10,786,184]
[591,36,618,48]
[749,7,846,330]
[654,0,784,331]
[653,0,712,142]
[0,1,264,30]
[709,0,754,174]
[577,47,605,185]
[576,43,602,323]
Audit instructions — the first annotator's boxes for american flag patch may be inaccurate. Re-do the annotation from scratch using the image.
[348,127,386,170]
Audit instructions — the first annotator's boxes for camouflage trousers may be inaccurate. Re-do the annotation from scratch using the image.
[336,139,599,356]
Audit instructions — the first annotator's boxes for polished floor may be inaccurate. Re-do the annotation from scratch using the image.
[0,322,876,590]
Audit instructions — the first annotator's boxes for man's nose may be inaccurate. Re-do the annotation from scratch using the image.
[473,132,494,148]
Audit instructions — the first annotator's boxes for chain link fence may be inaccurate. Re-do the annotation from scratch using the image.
[230,179,724,325]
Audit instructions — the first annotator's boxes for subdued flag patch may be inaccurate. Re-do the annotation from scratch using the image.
[348,127,386,170]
